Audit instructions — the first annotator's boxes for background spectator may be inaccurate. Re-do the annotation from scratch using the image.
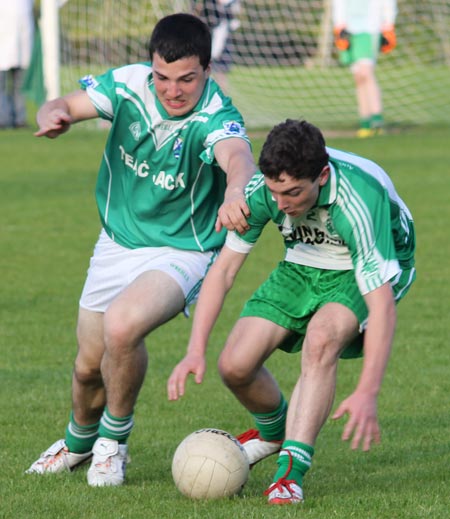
[193,0,242,92]
[0,0,35,128]
[332,0,397,137]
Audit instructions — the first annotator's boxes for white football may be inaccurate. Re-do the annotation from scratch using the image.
[172,428,250,499]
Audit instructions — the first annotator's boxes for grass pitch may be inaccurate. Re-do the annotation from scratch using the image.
[1,124,449,518]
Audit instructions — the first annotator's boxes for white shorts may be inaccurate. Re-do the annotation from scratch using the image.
[79,229,218,314]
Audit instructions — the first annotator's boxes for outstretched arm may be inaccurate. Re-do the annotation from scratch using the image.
[333,282,396,451]
[35,90,98,139]
[214,138,257,234]
[167,245,247,401]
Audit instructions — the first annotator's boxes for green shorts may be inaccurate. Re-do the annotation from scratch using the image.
[240,261,416,359]
[338,32,380,67]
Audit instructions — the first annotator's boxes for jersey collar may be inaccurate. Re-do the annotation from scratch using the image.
[317,162,338,206]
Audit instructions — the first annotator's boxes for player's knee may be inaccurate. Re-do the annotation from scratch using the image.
[302,325,341,368]
[218,350,253,388]
[73,357,102,386]
[103,309,136,352]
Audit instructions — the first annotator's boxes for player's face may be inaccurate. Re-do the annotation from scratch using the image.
[152,53,210,117]
[265,168,330,217]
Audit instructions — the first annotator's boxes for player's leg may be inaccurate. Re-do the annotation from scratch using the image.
[73,308,106,425]
[219,316,289,412]
[86,269,185,487]
[267,302,360,505]
[101,269,185,418]
[219,316,291,465]
[287,302,359,443]
[26,308,106,475]
[87,244,212,486]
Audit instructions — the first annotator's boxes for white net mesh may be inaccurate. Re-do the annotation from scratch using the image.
[56,0,450,130]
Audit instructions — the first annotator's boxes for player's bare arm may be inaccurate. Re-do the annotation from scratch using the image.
[333,282,397,451]
[167,246,248,401]
[35,90,98,139]
[214,138,256,234]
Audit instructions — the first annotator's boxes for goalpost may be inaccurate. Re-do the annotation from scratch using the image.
[40,0,450,130]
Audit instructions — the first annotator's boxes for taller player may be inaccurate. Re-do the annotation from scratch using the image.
[26,13,256,486]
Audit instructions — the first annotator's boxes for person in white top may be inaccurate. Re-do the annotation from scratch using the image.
[0,0,34,128]
[332,0,397,138]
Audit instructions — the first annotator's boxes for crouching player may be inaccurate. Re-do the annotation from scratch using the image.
[168,119,416,504]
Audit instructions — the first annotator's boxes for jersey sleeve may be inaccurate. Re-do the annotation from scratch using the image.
[225,173,273,253]
[78,68,119,120]
[79,64,152,121]
[80,63,153,121]
[331,177,401,295]
[199,91,250,165]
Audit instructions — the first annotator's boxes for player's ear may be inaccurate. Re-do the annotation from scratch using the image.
[318,166,330,186]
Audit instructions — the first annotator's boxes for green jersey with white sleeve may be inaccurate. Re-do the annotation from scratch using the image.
[226,147,415,295]
[79,63,250,252]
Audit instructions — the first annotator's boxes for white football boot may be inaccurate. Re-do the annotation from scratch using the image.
[87,437,128,487]
[236,429,282,467]
[265,479,304,504]
[26,439,92,474]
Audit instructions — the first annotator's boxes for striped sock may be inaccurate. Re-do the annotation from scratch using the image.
[97,407,134,443]
[251,396,287,441]
[273,440,314,486]
[65,412,99,454]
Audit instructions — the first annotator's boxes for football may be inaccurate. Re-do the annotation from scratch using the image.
[172,428,250,499]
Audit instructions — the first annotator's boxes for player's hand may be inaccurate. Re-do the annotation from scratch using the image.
[167,352,206,401]
[380,26,396,54]
[334,27,351,51]
[34,109,73,139]
[215,194,250,234]
[332,390,381,451]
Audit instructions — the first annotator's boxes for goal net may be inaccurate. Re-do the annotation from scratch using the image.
[49,0,450,130]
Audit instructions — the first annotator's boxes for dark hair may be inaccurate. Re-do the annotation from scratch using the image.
[259,119,329,181]
[148,13,211,70]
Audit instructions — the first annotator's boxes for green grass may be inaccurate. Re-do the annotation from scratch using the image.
[1,124,449,518]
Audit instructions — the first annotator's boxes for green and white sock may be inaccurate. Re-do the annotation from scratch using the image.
[273,440,314,486]
[65,412,99,453]
[251,396,288,441]
[97,407,134,443]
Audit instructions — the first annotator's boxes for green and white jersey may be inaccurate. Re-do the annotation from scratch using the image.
[79,63,250,251]
[226,147,415,295]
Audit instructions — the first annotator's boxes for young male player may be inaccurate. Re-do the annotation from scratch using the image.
[26,13,256,486]
[168,119,416,504]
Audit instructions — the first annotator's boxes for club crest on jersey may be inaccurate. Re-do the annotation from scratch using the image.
[78,75,99,89]
[223,120,242,135]
[173,137,183,159]
[129,121,141,141]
